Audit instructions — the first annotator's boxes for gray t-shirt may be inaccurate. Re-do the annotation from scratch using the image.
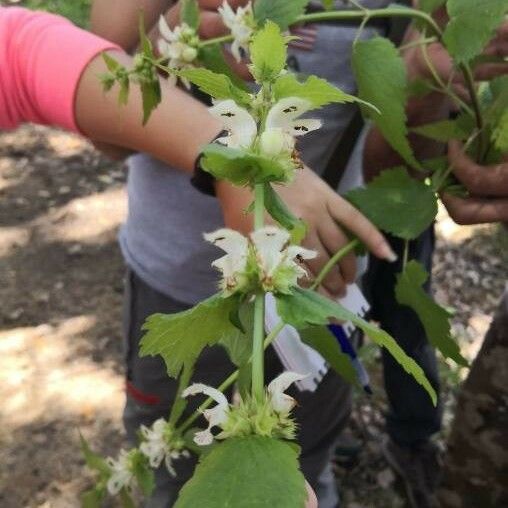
[120,13,390,305]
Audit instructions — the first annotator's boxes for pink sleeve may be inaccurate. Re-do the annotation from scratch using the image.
[0,7,120,132]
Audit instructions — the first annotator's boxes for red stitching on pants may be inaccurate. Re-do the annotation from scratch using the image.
[126,381,161,405]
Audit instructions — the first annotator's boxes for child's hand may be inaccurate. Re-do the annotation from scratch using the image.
[441,141,508,225]
[216,167,396,297]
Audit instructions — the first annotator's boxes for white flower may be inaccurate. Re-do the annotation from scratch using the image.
[139,418,190,476]
[209,99,257,149]
[106,449,135,495]
[158,17,199,88]
[182,383,230,446]
[219,1,255,63]
[204,228,250,294]
[251,226,316,291]
[268,371,307,414]
[262,97,322,155]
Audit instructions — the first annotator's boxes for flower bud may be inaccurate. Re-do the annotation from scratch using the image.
[260,128,286,157]
[182,46,198,63]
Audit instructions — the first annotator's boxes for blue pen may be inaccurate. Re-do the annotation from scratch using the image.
[328,323,373,395]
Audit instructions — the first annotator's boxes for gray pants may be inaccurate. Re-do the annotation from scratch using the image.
[123,269,351,507]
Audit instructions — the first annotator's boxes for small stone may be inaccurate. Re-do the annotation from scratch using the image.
[58,185,71,195]
[37,189,51,198]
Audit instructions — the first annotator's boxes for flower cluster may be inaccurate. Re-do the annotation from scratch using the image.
[106,449,137,495]
[139,418,190,476]
[182,371,306,446]
[205,226,316,296]
[210,96,322,158]
[158,16,200,87]
[218,1,256,63]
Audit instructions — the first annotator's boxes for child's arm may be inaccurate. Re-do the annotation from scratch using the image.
[0,7,221,173]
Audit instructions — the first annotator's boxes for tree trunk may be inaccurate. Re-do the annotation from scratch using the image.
[437,290,508,508]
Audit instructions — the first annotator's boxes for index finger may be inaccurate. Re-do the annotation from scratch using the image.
[326,197,397,262]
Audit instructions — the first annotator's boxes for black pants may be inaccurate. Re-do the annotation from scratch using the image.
[363,227,442,446]
[123,269,351,507]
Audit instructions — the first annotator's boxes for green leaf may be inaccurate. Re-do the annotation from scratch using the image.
[80,433,111,480]
[443,0,508,64]
[493,109,508,152]
[276,288,437,405]
[81,488,105,508]
[141,80,162,125]
[201,144,290,185]
[198,44,250,91]
[175,436,306,508]
[102,52,121,73]
[395,261,469,367]
[253,0,309,31]
[178,68,251,105]
[118,76,130,106]
[273,73,376,111]
[411,119,470,142]
[264,184,307,243]
[131,451,155,497]
[299,326,357,385]
[249,21,288,82]
[485,76,508,130]
[181,0,200,29]
[322,0,335,10]
[352,37,420,169]
[140,294,242,377]
[220,301,254,367]
[346,168,438,240]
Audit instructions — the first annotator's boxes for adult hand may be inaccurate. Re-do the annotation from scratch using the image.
[441,140,508,225]
[305,480,318,508]
[216,167,396,297]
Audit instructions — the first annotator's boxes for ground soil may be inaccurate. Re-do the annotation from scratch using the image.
[1,125,506,507]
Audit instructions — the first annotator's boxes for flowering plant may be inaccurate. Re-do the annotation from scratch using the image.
[86,0,508,506]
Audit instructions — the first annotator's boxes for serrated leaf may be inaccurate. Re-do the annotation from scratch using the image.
[273,73,375,111]
[181,0,200,29]
[140,294,241,377]
[249,21,287,82]
[346,168,438,240]
[276,288,437,405]
[178,68,250,105]
[198,44,250,91]
[80,434,111,480]
[253,0,309,31]
[264,184,307,243]
[175,436,306,508]
[395,261,468,367]
[443,0,508,64]
[201,144,290,185]
[141,80,162,125]
[299,326,357,385]
[352,37,420,169]
[411,119,470,142]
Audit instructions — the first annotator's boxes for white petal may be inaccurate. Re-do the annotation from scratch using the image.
[260,128,290,156]
[286,245,317,261]
[288,118,322,137]
[251,227,290,277]
[193,429,214,446]
[268,371,307,414]
[230,40,243,63]
[266,97,313,132]
[158,15,176,42]
[209,100,257,149]
[182,383,229,412]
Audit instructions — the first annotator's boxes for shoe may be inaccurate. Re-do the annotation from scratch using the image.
[382,436,442,508]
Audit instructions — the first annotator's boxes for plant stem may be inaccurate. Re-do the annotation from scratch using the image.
[297,7,441,38]
[251,184,266,401]
[200,34,234,47]
[311,239,360,291]
[169,362,193,427]
[179,321,285,432]
[402,240,409,270]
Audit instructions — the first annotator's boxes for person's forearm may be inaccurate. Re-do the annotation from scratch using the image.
[90,0,172,51]
[75,50,222,173]
[364,91,451,181]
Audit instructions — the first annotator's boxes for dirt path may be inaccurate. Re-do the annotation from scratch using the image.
[1,125,506,507]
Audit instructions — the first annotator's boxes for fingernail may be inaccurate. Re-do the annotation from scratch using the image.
[380,244,398,262]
